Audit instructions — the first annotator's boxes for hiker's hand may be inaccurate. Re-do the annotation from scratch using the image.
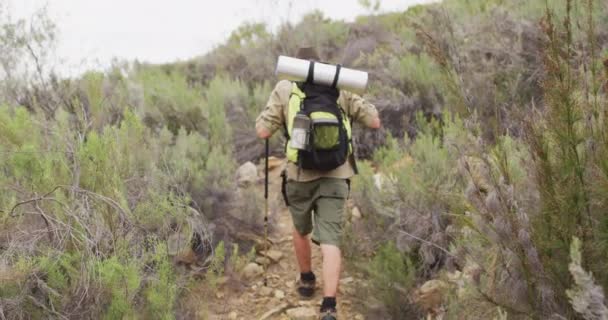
[257,126,272,139]
[369,116,381,129]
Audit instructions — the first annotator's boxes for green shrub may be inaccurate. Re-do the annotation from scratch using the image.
[136,67,206,134]
[145,244,178,320]
[97,256,141,320]
[395,53,443,94]
[364,242,418,318]
[206,241,226,291]
[204,75,240,148]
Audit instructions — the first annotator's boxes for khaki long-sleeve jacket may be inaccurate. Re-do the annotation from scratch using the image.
[256,80,379,182]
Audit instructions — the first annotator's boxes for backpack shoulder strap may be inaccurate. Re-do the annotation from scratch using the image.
[283,82,306,140]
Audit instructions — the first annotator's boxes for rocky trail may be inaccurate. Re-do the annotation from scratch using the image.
[201,158,368,320]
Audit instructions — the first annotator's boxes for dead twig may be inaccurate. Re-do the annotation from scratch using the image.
[27,296,69,320]
[63,185,130,224]
[258,303,293,320]
[397,230,456,258]
[34,201,54,242]
[10,185,130,227]
[10,186,62,217]
[0,304,7,320]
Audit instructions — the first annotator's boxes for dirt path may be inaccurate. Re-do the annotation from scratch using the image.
[203,160,366,320]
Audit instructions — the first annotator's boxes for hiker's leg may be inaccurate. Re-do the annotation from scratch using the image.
[286,180,316,273]
[293,228,312,273]
[312,178,349,298]
[321,244,341,296]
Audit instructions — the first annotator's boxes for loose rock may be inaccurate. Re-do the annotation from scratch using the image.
[286,307,317,320]
[373,173,385,190]
[274,289,285,300]
[414,279,448,314]
[237,162,258,186]
[262,250,284,262]
[351,206,362,219]
[340,277,354,285]
[228,311,238,320]
[242,263,264,280]
[267,156,284,170]
[259,286,273,297]
[258,303,291,320]
[255,257,271,266]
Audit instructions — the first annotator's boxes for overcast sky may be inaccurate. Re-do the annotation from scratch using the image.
[8,0,437,75]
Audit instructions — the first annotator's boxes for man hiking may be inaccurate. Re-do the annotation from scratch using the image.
[255,47,381,320]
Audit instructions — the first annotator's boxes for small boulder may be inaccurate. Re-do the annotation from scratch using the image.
[285,280,294,289]
[228,311,238,320]
[279,261,289,270]
[274,289,285,300]
[255,256,271,266]
[259,286,273,297]
[236,161,258,186]
[262,250,284,262]
[267,156,284,170]
[242,263,264,280]
[286,307,317,320]
[373,173,385,190]
[414,279,448,314]
[351,207,362,219]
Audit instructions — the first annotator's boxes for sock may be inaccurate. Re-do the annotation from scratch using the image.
[301,271,316,282]
[321,297,337,311]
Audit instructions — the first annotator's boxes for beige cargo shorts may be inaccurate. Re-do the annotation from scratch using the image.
[286,177,349,247]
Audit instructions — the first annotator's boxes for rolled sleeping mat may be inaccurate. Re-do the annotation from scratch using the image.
[275,55,368,94]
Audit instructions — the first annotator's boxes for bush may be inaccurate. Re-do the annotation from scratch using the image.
[145,244,178,320]
[97,256,141,319]
[0,105,224,318]
[364,242,419,318]
[136,67,206,134]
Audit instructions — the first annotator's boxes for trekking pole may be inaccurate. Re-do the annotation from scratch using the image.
[263,138,269,287]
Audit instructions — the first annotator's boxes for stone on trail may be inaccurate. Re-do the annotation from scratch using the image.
[274,289,285,300]
[242,262,264,280]
[373,173,385,190]
[228,311,238,320]
[267,156,284,170]
[236,161,258,186]
[414,279,448,314]
[259,286,273,297]
[298,300,316,307]
[255,256,271,266]
[253,238,274,253]
[279,260,289,270]
[286,307,317,320]
[261,249,284,262]
[351,206,362,219]
[258,303,292,320]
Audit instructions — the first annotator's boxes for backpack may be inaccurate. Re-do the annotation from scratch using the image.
[285,82,352,171]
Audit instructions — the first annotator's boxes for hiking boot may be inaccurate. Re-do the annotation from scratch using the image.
[320,308,337,320]
[296,277,316,298]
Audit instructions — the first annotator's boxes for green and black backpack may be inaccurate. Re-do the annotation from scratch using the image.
[285,81,353,172]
